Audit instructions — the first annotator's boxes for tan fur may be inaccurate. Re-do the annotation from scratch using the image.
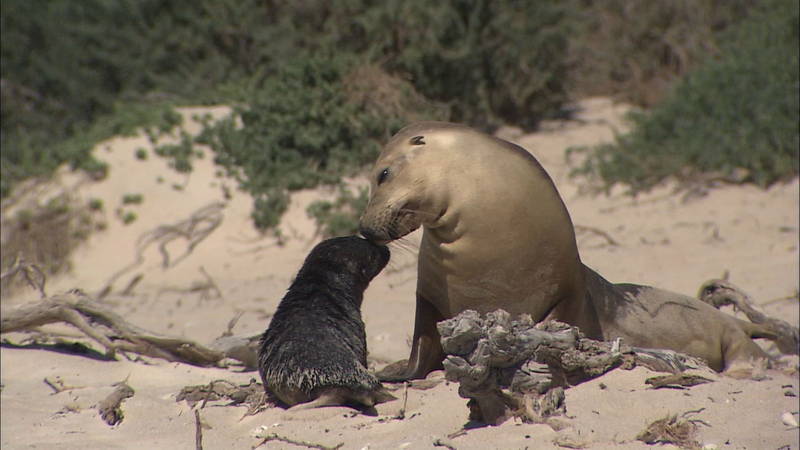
[359,121,770,379]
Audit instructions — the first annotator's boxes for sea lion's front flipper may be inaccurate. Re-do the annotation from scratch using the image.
[377,296,444,381]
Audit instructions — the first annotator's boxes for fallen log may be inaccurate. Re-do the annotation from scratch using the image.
[438,309,709,425]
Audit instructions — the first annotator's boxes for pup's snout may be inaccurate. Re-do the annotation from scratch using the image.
[358,226,379,242]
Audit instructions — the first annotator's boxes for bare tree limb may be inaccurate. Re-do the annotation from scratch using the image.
[194,409,204,450]
[574,224,620,247]
[252,433,343,450]
[1,254,47,299]
[0,289,260,367]
[438,309,710,425]
[97,379,135,426]
[99,202,224,299]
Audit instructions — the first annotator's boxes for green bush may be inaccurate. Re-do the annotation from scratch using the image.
[1,100,181,197]
[566,0,757,106]
[0,194,95,295]
[199,54,444,230]
[120,211,138,225]
[322,0,572,130]
[307,186,370,238]
[121,193,144,205]
[0,0,278,197]
[154,131,197,173]
[3,0,778,234]
[572,0,799,193]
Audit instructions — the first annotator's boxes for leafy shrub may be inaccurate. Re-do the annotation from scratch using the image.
[0,194,95,295]
[88,198,104,211]
[1,100,181,197]
[322,0,573,130]
[3,0,776,235]
[307,186,370,238]
[0,0,275,197]
[154,131,197,173]
[199,54,444,230]
[567,0,757,106]
[572,0,799,193]
[120,211,138,225]
[121,193,144,205]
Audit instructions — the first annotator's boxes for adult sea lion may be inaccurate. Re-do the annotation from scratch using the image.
[258,236,396,409]
[359,121,774,379]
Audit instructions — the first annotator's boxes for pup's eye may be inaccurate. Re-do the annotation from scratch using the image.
[377,168,390,185]
[409,136,425,145]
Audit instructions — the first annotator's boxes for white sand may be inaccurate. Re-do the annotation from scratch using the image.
[2,99,798,449]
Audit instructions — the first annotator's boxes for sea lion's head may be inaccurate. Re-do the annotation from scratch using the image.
[359,122,468,244]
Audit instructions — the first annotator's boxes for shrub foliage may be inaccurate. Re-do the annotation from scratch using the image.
[573,0,799,193]
[2,0,795,232]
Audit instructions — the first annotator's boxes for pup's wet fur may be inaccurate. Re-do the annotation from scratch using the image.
[258,236,395,412]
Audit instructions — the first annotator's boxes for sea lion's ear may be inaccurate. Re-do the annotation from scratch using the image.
[409,136,426,146]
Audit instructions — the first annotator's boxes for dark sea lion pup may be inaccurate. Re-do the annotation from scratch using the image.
[258,236,395,410]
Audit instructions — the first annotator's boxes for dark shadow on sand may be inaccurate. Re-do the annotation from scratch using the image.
[1,339,114,362]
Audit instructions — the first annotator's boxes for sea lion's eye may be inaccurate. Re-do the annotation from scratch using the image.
[377,168,390,185]
[410,136,426,145]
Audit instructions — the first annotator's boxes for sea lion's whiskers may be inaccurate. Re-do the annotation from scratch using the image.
[384,237,418,273]
[388,237,418,257]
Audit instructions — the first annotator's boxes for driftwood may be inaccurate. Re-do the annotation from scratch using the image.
[645,373,713,390]
[194,409,204,450]
[43,376,83,394]
[207,334,261,369]
[636,411,708,449]
[252,433,343,450]
[97,380,135,426]
[99,202,224,298]
[1,289,260,368]
[698,278,799,355]
[0,254,47,299]
[176,378,269,417]
[438,309,709,426]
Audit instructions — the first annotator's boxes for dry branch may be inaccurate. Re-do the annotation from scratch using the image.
[252,433,343,450]
[636,413,702,449]
[645,373,713,390]
[177,379,268,417]
[97,380,135,426]
[438,309,708,425]
[574,224,620,247]
[194,409,204,450]
[1,289,259,367]
[432,438,457,450]
[698,279,799,355]
[1,255,47,299]
[99,202,224,298]
[43,376,83,394]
